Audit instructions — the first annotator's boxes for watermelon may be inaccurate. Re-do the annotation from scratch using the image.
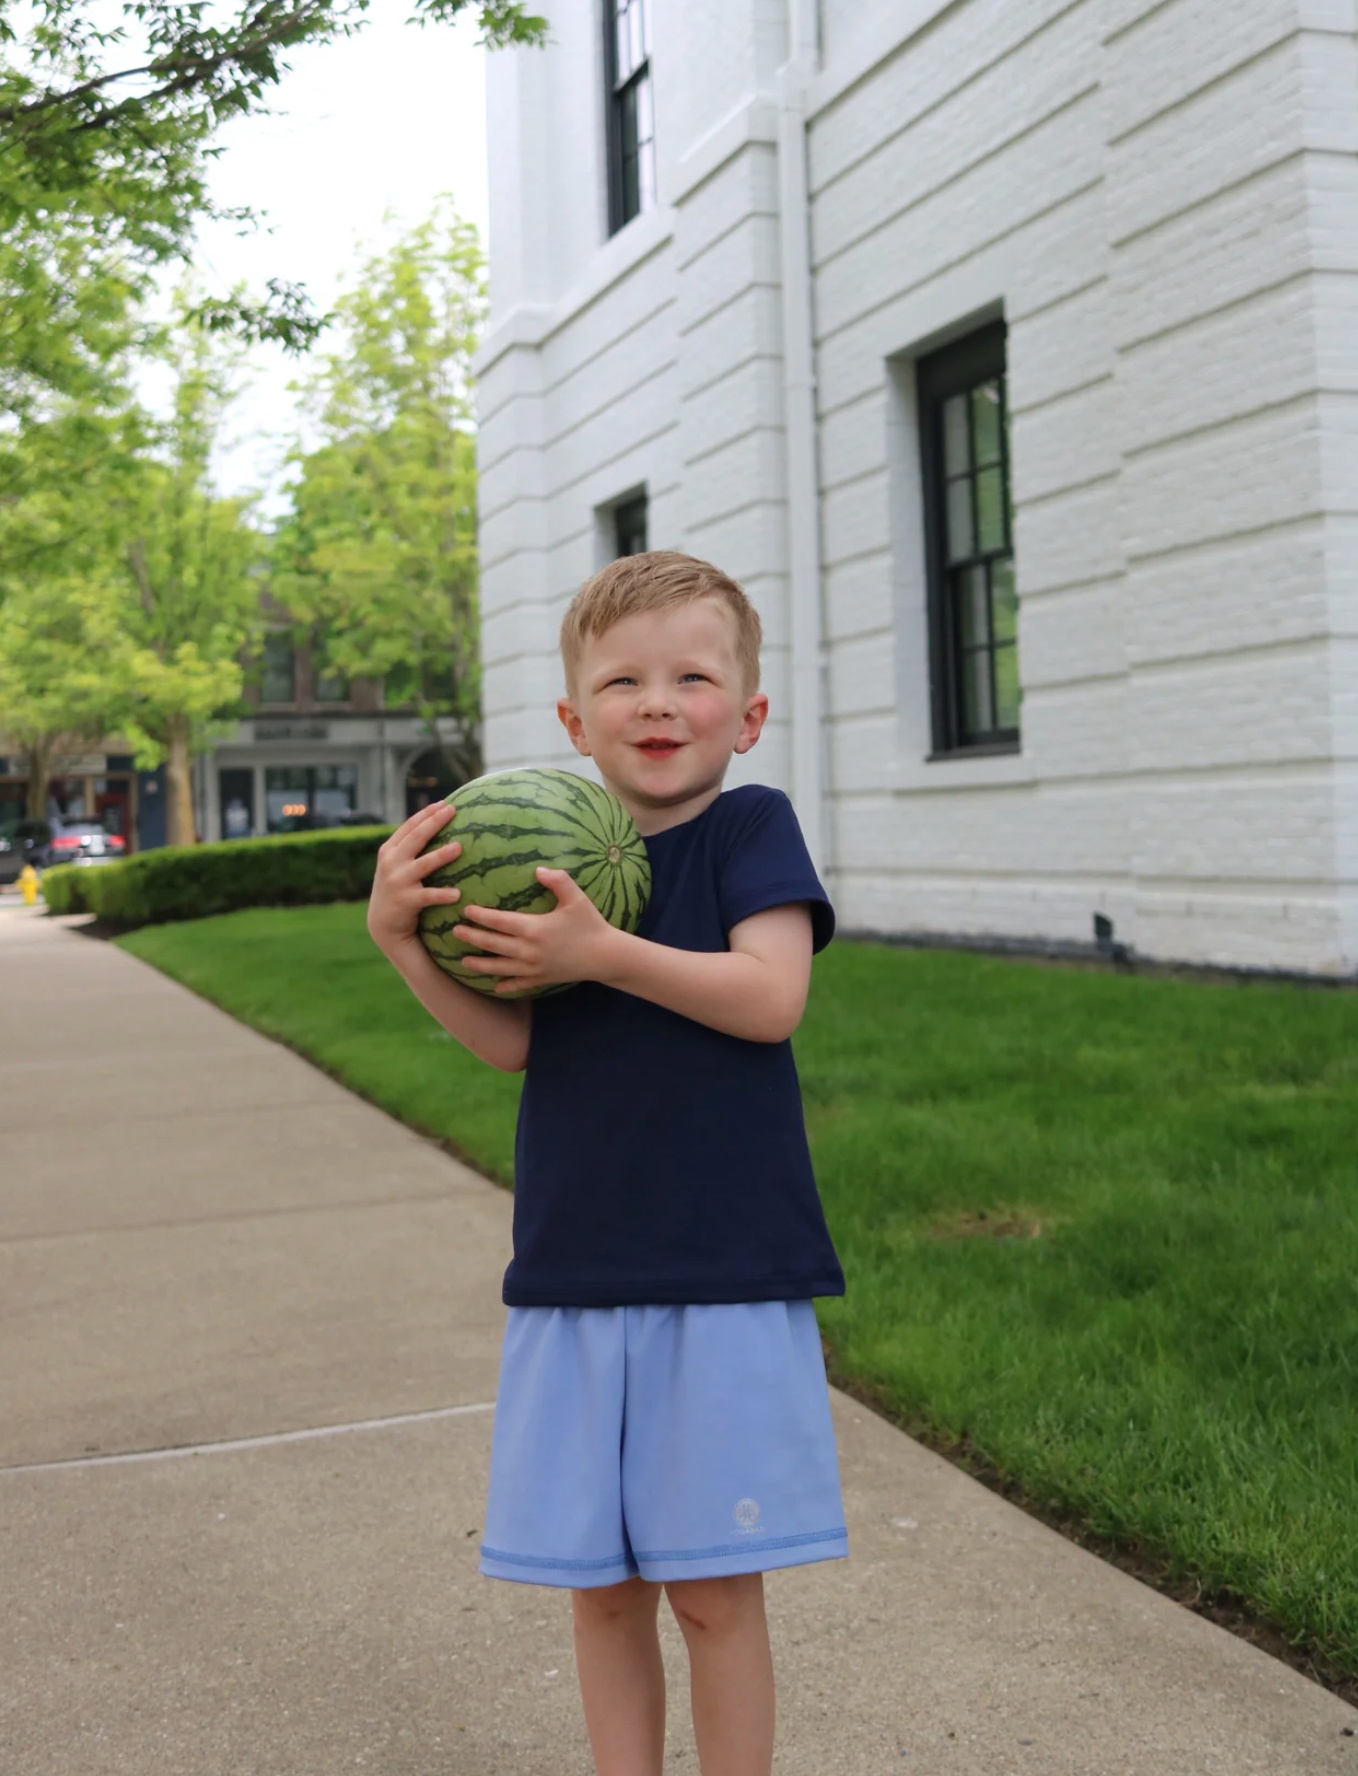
[416,767,651,997]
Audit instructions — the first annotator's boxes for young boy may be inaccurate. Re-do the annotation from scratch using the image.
[367,551,847,1776]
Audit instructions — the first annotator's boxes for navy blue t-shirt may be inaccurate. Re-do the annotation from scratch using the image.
[503,784,845,1308]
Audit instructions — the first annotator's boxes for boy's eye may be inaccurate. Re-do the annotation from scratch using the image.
[680,672,707,683]
[605,676,636,687]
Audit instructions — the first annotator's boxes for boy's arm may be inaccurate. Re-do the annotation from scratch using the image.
[598,903,814,1042]
[368,802,532,1073]
[455,870,814,1044]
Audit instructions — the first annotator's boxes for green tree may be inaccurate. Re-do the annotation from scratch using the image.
[0,323,265,842]
[98,326,265,845]
[0,575,111,818]
[0,406,147,814]
[0,222,146,421]
[274,204,484,780]
[0,1,546,401]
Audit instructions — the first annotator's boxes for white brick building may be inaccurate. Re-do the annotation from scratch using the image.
[475,0,1358,975]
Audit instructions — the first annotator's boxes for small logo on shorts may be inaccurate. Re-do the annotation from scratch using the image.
[733,1498,763,1533]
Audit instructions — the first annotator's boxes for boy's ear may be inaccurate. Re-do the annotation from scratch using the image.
[733,690,769,756]
[557,696,592,756]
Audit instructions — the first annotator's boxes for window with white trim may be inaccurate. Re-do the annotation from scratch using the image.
[604,0,654,234]
[613,492,648,558]
[918,322,1020,753]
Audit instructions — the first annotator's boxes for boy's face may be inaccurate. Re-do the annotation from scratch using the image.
[557,597,768,832]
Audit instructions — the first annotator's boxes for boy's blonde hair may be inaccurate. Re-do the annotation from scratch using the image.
[560,551,763,694]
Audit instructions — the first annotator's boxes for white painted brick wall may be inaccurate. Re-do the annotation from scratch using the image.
[477,0,1358,973]
[824,553,893,644]
[1131,775,1342,882]
[1011,382,1121,505]
[1101,0,1302,142]
[810,11,1099,269]
[1123,524,1333,664]
[1019,583,1125,686]
[811,0,1082,187]
[813,102,1103,330]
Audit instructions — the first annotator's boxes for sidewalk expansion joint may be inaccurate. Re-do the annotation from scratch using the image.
[0,1188,463,1247]
[0,1401,497,1476]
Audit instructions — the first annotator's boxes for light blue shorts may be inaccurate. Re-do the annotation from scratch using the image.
[479,1300,849,1588]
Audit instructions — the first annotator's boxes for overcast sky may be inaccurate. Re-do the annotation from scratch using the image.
[190,4,490,503]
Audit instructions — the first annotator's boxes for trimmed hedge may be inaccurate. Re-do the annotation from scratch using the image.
[58,827,393,929]
[39,864,92,915]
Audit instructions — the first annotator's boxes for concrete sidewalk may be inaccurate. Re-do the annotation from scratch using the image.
[1,902,1354,1775]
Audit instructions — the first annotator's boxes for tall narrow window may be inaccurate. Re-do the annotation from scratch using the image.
[614,492,648,558]
[313,663,350,703]
[260,632,296,705]
[605,0,654,234]
[313,671,349,703]
[918,322,1019,752]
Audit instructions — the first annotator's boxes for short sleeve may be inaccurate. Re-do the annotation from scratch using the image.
[715,788,835,953]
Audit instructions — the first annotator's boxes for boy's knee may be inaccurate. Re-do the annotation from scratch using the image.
[665,1572,765,1638]
[572,1576,660,1624]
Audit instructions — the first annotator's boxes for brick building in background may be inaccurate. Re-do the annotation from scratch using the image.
[2,636,456,849]
[475,0,1358,975]
[190,630,448,842]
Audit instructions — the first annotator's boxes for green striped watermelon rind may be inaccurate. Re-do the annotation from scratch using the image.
[415,767,652,998]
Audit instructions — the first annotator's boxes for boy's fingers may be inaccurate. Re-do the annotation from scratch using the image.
[419,886,460,906]
[453,924,520,956]
[415,840,461,877]
[390,802,455,851]
[536,867,581,901]
[381,806,454,859]
[459,902,529,932]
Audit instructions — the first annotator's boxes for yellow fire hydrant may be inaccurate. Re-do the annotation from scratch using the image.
[17,862,40,906]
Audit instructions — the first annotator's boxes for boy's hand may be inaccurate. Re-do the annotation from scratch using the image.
[455,868,620,994]
[367,801,464,959]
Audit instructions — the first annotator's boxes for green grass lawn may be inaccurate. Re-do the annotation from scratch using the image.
[119,904,1358,1679]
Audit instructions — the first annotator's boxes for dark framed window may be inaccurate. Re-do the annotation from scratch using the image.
[604,0,654,235]
[614,492,648,558]
[260,632,296,705]
[918,321,1020,754]
[218,768,255,841]
[309,630,349,702]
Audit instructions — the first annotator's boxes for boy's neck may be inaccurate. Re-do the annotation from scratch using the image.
[607,775,726,838]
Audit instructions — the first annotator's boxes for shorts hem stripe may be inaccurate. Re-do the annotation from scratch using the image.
[631,1527,848,1563]
[479,1544,631,1572]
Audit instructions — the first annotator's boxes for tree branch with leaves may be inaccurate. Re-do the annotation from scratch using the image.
[93,321,266,842]
[273,202,486,782]
[0,404,148,814]
[0,316,266,840]
[0,0,545,406]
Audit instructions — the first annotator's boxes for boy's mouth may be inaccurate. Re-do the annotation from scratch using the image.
[636,739,683,760]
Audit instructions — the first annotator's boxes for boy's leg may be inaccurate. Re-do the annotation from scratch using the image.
[665,1573,774,1776]
[572,1576,666,1776]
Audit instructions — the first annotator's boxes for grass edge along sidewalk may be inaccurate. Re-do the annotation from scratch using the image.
[116,901,1358,1697]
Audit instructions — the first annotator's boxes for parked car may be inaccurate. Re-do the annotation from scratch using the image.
[45,819,127,867]
[0,818,52,884]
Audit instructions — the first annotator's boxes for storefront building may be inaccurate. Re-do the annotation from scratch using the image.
[0,751,166,852]
[2,633,465,850]
[193,635,464,840]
